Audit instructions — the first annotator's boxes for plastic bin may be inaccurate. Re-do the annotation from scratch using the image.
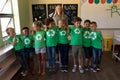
[103,36,113,51]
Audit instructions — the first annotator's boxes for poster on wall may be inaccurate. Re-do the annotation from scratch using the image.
[81,0,120,29]
[63,4,78,25]
[32,4,46,24]
[48,4,62,18]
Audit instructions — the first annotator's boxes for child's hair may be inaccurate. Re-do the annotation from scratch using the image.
[45,17,54,26]
[73,17,82,23]
[91,21,97,27]
[22,27,29,31]
[84,19,91,24]
[58,19,68,30]
[6,27,14,35]
[33,20,43,28]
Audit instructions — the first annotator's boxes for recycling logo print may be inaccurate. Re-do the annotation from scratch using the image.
[90,32,97,40]
[36,34,42,40]
[84,31,90,38]
[47,30,55,37]
[60,31,66,36]
[74,28,80,34]
[24,38,30,44]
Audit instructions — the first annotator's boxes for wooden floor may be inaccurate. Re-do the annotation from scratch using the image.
[12,52,120,80]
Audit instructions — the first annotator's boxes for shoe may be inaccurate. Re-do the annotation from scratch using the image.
[22,72,27,77]
[79,67,84,74]
[64,70,68,73]
[20,71,24,75]
[88,66,93,71]
[84,66,89,71]
[60,69,64,72]
[96,67,101,71]
[93,68,97,72]
[72,66,77,72]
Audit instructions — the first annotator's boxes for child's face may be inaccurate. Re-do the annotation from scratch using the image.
[8,29,15,36]
[32,24,40,31]
[90,24,97,31]
[48,22,54,28]
[74,21,81,28]
[22,29,29,36]
[84,22,90,29]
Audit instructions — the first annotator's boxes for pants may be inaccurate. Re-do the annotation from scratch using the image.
[15,49,27,72]
[92,47,102,68]
[58,43,69,67]
[47,46,56,67]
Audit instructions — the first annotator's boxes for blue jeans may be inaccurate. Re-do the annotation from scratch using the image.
[58,43,69,69]
[92,47,102,68]
[47,46,56,67]
[15,49,27,72]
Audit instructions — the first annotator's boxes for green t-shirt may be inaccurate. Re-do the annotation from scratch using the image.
[90,31,103,49]
[58,29,69,44]
[8,35,24,51]
[83,28,92,47]
[22,35,33,48]
[46,26,57,47]
[34,30,46,48]
[69,25,83,45]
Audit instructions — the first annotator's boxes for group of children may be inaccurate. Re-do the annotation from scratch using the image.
[6,17,103,76]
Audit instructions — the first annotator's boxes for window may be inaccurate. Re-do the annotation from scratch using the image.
[0,0,14,40]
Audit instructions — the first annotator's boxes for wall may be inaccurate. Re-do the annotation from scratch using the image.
[28,0,81,29]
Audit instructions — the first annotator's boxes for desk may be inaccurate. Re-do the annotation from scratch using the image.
[112,39,120,61]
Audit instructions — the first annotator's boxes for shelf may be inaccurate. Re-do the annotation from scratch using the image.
[0,54,16,73]
[0,61,21,80]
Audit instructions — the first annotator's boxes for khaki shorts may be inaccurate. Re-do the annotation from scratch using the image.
[72,45,83,57]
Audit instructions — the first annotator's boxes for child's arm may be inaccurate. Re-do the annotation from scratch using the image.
[11,35,17,45]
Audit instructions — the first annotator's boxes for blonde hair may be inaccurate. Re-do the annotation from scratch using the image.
[54,5,64,17]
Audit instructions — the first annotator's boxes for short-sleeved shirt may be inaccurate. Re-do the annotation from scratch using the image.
[83,28,92,47]
[8,35,24,51]
[22,35,33,48]
[58,29,69,44]
[34,30,46,48]
[46,26,58,47]
[69,25,83,45]
[90,31,103,49]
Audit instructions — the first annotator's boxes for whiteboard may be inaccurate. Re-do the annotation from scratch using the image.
[81,2,120,29]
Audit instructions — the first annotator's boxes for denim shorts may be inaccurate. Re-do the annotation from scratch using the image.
[35,47,46,54]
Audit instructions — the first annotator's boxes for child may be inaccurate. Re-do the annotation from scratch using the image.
[69,17,84,73]
[45,17,58,71]
[6,27,27,76]
[83,20,93,71]
[32,21,46,75]
[58,19,69,72]
[90,21,103,72]
[22,27,34,75]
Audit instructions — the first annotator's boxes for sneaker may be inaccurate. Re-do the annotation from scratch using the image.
[60,69,64,72]
[93,68,97,72]
[88,66,93,71]
[79,67,84,74]
[96,67,101,71]
[72,66,77,72]
[64,70,68,73]
[20,71,24,75]
[22,72,27,77]
[84,66,89,71]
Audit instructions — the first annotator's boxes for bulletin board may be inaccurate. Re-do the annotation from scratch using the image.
[32,4,46,24]
[81,1,120,29]
[47,4,62,18]
[63,4,78,25]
